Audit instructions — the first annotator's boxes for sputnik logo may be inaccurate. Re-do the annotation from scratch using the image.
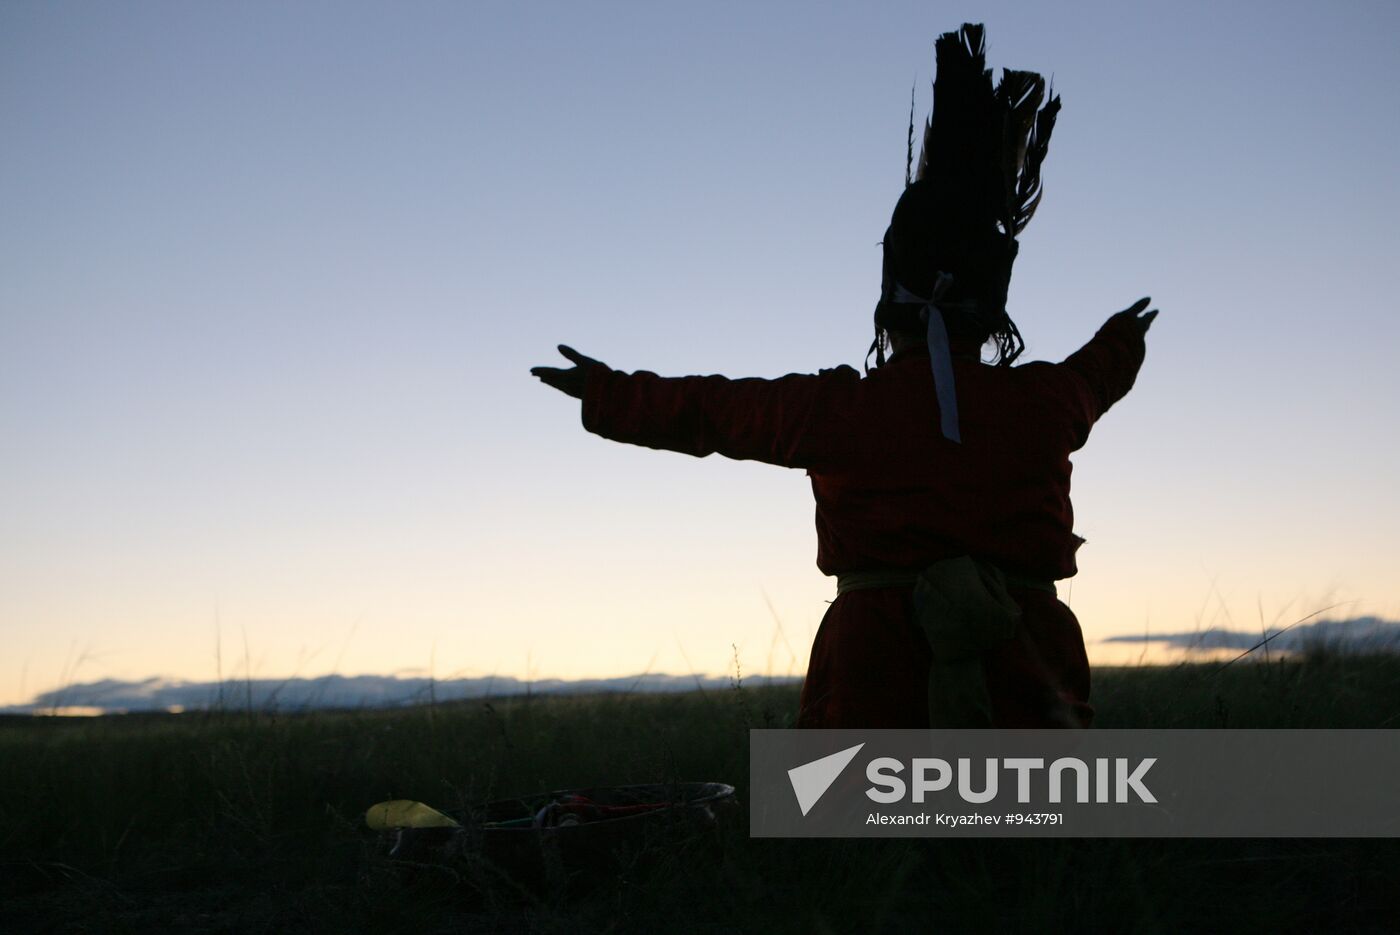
[787,743,865,816]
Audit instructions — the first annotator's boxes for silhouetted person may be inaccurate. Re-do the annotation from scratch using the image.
[532,24,1156,729]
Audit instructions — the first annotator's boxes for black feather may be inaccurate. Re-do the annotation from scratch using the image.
[1012,81,1060,235]
[880,22,1061,367]
[905,81,916,187]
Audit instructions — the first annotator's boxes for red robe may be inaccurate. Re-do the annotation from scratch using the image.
[581,313,1147,728]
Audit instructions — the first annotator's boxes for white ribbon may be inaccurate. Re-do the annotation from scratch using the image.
[890,273,965,444]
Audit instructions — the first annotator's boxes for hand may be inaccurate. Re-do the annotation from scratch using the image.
[1110,297,1159,335]
[530,345,603,400]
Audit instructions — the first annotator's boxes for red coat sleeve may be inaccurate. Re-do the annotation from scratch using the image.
[580,363,863,470]
[1045,312,1149,450]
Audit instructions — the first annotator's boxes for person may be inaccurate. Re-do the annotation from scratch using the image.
[530,24,1157,729]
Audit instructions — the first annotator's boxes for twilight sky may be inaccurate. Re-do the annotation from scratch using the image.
[3,0,1398,706]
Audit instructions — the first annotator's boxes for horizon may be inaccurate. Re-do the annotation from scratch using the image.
[4,2,1399,708]
[14,614,1399,714]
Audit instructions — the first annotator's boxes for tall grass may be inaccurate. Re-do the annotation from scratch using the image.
[2,659,1398,934]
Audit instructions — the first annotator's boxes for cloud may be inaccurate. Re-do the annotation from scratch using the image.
[1098,616,1400,654]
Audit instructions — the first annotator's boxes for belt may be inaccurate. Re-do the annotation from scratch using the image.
[836,566,1057,597]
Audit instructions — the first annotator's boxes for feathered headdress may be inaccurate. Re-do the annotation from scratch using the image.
[873,23,1060,372]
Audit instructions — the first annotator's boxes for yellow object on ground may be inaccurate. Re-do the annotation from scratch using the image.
[364,799,461,831]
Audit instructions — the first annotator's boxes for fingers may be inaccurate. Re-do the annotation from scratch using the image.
[557,344,598,367]
[530,345,599,378]
[1109,298,1159,334]
[531,367,584,398]
[530,349,594,400]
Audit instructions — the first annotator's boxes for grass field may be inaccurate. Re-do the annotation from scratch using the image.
[3,656,1399,934]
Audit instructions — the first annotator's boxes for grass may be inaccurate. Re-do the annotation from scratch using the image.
[2,656,1399,934]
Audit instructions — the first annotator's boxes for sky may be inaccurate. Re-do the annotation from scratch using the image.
[3,0,1398,707]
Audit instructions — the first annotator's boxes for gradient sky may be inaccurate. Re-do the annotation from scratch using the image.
[3,0,1398,706]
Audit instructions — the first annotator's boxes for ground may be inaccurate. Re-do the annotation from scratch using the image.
[3,657,1399,934]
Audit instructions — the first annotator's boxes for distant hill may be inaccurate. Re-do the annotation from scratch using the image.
[11,617,1396,716]
[5,672,799,716]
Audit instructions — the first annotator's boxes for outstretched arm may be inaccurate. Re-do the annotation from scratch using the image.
[1064,297,1157,411]
[1047,297,1159,448]
[530,346,861,470]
